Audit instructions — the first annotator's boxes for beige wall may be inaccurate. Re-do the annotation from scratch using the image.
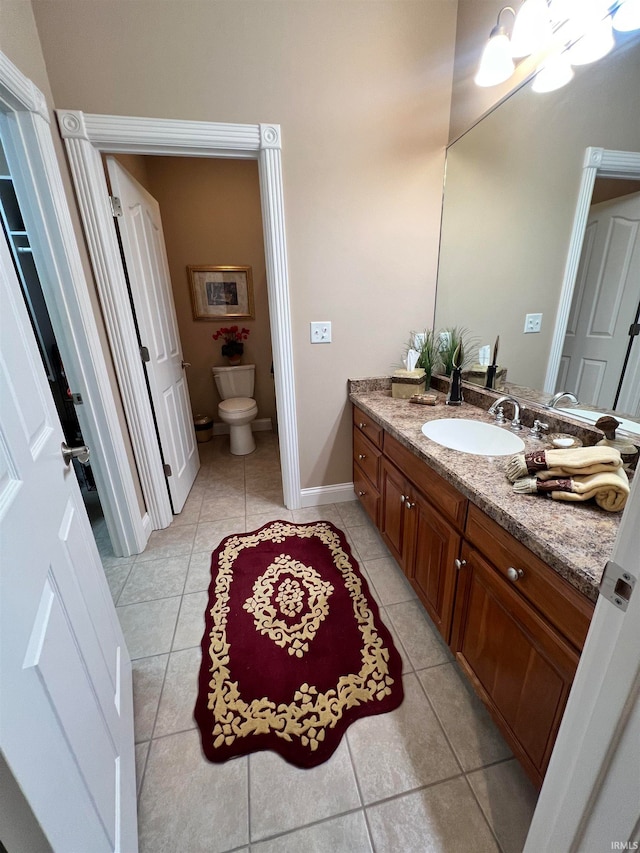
[31,0,458,490]
[0,0,146,516]
[142,156,275,424]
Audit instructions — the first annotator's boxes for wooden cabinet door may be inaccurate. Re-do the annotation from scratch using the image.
[410,493,461,644]
[380,457,410,573]
[451,544,579,787]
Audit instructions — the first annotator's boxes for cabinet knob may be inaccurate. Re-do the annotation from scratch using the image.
[405,501,415,510]
[507,566,524,582]
[358,453,366,460]
[455,558,467,570]
[359,422,367,428]
[400,494,406,503]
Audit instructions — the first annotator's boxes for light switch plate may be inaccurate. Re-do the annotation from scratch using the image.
[524,313,542,333]
[310,321,332,343]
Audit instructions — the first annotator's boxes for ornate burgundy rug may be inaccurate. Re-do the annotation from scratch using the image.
[194,520,404,768]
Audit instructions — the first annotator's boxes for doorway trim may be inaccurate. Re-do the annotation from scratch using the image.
[57,111,301,515]
[0,51,147,556]
[544,146,640,394]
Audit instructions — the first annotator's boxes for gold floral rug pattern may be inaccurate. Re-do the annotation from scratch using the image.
[194,520,404,768]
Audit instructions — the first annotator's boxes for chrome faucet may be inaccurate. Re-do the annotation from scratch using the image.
[488,395,523,431]
[548,391,579,408]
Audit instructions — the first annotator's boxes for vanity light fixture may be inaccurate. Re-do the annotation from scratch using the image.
[475,0,640,92]
[474,6,516,87]
[612,0,640,30]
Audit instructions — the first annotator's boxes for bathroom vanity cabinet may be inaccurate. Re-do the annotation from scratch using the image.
[352,404,595,787]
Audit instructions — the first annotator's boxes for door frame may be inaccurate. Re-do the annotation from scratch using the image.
[545,146,640,394]
[0,51,148,556]
[57,110,302,517]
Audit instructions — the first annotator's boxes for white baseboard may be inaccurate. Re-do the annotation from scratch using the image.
[141,512,153,540]
[299,483,356,507]
[213,418,272,435]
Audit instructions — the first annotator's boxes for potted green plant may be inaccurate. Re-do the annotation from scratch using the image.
[407,330,439,387]
[212,326,250,365]
[437,326,477,376]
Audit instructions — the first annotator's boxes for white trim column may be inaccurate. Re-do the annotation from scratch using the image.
[57,110,301,513]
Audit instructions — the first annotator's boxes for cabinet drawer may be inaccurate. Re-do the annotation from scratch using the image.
[354,461,379,526]
[353,405,383,449]
[383,432,467,528]
[353,427,381,489]
[465,504,594,650]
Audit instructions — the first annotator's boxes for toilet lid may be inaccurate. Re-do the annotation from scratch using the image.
[219,397,256,414]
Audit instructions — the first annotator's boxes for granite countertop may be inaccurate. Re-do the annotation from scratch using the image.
[349,381,625,602]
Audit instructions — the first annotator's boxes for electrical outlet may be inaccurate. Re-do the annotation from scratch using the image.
[310,321,332,343]
[524,313,543,334]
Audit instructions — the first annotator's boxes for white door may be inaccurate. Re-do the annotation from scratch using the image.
[0,232,137,851]
[560,192,640,409]
[107,157,199,513]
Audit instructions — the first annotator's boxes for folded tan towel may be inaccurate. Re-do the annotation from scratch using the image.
[512,466,629,512]
[506,446,622,483]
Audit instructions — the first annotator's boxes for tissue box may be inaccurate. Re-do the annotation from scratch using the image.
[462,364,507,390]
[391,368,426,398]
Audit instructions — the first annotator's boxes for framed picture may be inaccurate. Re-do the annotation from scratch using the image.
[187,265,255,321]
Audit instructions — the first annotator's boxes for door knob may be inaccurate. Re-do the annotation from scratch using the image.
[181,361,191,369]
[61,442,90,466]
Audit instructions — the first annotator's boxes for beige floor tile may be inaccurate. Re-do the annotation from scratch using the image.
[172,591,209,650]
[199,491,246,521]
[138,729,248,853]
[363,556,416,606]
[184,550,214,594]
[117,596,181,660]
[132,653,169,742]
[386,600,453,670]
[378,608,410,673]
[246,509,294,530]
[418,663,512,771]
[366,777,500,853]
[249,739,361,841]
[347,673,459,804]
[337,500,369,528]
[467,759,538,853]
[154,647,201,737]
[135,741,150,797]
[118,555,189,606]
[192,517,245,553]
[136,523,197,562]
[252,811,372,852]
[347,523,389,560]
[245,490,286,515]
[103,562,134,604]
[171,491,203,526]
[291,505,344,525]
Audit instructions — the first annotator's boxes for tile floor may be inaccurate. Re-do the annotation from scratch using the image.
[96,432,538,853]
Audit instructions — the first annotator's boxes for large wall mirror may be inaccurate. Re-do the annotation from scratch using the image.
[435,32,640,431]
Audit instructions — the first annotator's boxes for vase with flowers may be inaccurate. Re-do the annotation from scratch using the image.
[213,326,250,365]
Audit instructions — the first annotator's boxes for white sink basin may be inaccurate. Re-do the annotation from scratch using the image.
[421,418,525,455]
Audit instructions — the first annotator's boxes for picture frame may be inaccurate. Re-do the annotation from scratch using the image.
[187,265,255,321]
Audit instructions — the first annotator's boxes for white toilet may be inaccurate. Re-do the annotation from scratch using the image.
[212,364,258,455]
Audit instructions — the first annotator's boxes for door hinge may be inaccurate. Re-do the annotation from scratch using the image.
[140,345,150,363]
[599,560,636,612]
[71,392,83,405]
[163,463,172,478]
[109,195,123,217]
[629,323,640,337]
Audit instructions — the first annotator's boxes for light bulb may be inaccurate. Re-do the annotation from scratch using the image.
[511,0,554,58]
[475,30,516,86]
[568,16,615,64]
[612,0,640,31]
[532,52,575,91]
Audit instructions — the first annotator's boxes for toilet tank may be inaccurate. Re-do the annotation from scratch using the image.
[212,364,255,400]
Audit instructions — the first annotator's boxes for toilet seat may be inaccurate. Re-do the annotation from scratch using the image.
[219,397,256,415]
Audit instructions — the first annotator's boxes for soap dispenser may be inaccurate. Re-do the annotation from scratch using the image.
[595,415,638,472]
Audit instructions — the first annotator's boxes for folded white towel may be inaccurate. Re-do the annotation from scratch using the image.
[506,446,622,483]
[512,466,629,512]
